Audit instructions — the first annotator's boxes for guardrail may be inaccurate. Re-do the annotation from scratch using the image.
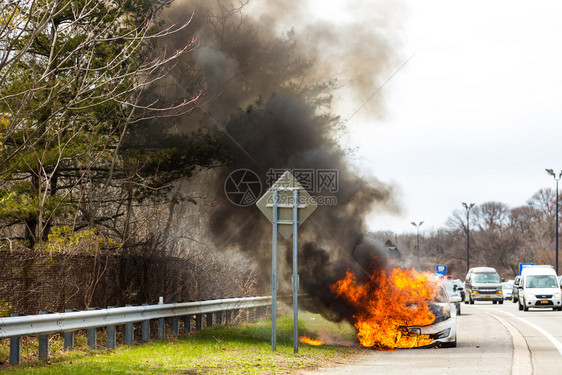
[0,296,272,365]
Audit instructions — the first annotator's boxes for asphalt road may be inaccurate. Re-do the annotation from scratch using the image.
[302,301,562,375]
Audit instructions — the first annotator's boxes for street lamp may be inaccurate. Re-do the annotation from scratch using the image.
[462,202,475,274]
[545,169,561,274]
[411,221,424,269]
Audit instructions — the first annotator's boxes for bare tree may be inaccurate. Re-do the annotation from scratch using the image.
[0,0,210,248]
[474,201,510,234]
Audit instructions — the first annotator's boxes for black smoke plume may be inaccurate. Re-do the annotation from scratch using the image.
[157,0,401,322]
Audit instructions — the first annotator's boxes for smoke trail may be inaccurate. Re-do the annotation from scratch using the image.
[156,0,402,322]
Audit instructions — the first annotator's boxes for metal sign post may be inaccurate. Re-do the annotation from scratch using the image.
[271,188,278,351]
[292,187,299,353]
[256,171,317,353]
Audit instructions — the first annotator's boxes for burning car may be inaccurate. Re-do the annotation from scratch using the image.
[401,284,457,348]
[331,268,457,349]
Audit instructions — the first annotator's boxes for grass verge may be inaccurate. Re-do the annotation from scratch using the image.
[0,312,362,374]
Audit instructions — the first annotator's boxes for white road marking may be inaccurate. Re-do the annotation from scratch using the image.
[486,311,532,375]
[488,308,562,357]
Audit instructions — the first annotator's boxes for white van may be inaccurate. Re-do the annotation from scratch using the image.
[517,265,562,311]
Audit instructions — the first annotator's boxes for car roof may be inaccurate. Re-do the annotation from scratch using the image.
[468,267,497,273]
[521,265,556,276]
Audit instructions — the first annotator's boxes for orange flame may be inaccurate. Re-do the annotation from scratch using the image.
[299,336,323,346]
[331,267,439,349]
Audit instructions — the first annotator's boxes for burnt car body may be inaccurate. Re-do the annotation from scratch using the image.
[402,284,457,348]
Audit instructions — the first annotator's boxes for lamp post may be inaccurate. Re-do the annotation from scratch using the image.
[411,221,424,269]
[545,169,561,274]
[462,202,475,274]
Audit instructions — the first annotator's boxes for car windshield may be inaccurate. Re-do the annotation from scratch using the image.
[525,275,559,288]
[472,273,500,283]
[442,281,454,292]
[434,286,449,303]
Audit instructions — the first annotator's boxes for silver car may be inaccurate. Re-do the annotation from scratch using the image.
[501,280,514,300]
[464,267,503,304]
[443,279,463,315]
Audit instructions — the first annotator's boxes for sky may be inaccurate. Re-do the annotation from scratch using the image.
[318,1,562,234]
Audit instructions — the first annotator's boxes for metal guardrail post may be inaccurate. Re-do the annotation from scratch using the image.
[171,317,178,336]
[9,336,20,365]
[157,297,165,340]
[87,308,98,349]
[141,304,150,342]
[142,321,150,342]
[9,313,21,365]
[63,309,75,350]
[38,311,50,361]
[184,315,192,333]
[206,312,213,328]
[195,314,203,331]
[225,310,231,324]
[125,305,134,345]
[107,306,116,349]
[215,311,223,325]
[142,319,150,342]
[158,317,165,339]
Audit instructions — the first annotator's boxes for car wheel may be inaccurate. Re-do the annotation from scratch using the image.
[441,335,457,348]
[493,300,497,304]
[499,300,503,305]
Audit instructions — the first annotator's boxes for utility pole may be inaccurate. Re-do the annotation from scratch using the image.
[545,169,561,274]
[462,202,475,273]
[410,221,424,269]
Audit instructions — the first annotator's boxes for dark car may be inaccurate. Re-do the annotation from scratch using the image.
[512,276,521,303]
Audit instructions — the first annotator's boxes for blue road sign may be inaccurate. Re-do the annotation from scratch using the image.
[436,265,447,277]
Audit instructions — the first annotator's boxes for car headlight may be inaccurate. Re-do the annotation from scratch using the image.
[496,290,502,294]
[525,293,534,300]
[408,328,421,335]
[472,290,479,293]
[555,293,561,299]
[434,328,451,339]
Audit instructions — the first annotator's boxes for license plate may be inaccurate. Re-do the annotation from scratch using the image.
[485,296,491,299]
[539,300,549,304]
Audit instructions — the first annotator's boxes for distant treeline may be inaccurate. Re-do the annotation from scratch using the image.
[372,188,559,280]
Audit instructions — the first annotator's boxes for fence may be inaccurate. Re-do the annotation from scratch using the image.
[0,296,272,365]
[0,250,261,315]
